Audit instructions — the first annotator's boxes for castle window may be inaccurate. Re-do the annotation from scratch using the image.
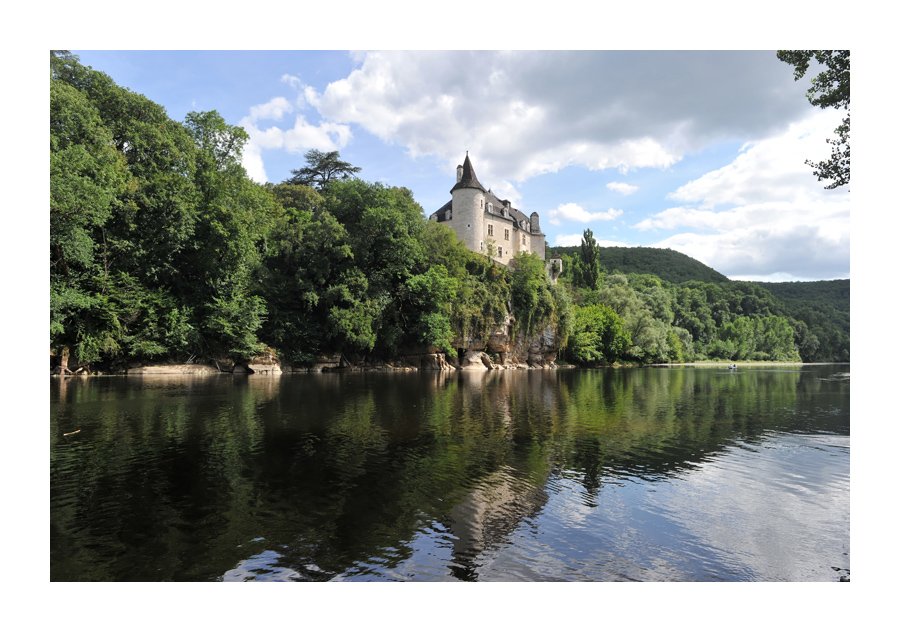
[504,229,510,240]
[488,203,493,213]
[487,224,493,236]
[480,199,483,209]
[498,247,503,258]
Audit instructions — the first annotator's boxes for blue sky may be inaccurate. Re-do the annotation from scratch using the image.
[71,50,850,282]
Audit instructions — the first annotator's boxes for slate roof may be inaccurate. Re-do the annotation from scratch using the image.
[431,199,452,221]
[449,153,486,194]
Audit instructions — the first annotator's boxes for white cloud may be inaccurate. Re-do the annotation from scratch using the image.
[281,74,303,89]
[651,224,849,281]
[239,97,353,183]
[667,110,845,208]
[241,148,268,184]
[635,110,850,280]
[553,234,587,247]
[553,234,632,248]
[248,96,292,121]
[301,51,810,187]
[607,182,638,195]
[547,203,623,226]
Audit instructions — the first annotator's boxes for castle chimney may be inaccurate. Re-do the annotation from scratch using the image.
[456,165,463,183]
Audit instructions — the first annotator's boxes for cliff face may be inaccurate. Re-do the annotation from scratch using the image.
[485,317,558,367]
[446,311,560,371]
[290,310,562,373]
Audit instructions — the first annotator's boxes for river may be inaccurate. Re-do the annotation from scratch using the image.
[50,365,849,581]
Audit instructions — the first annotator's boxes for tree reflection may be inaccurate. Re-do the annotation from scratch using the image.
[50,367,848,581]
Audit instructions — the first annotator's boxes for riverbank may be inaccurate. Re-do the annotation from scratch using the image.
[50,359,849,377]
[644,361,849,367]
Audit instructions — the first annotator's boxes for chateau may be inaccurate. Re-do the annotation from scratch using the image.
[429,154,546,265]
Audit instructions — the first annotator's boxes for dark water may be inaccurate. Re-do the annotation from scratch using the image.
[50,365,849,582]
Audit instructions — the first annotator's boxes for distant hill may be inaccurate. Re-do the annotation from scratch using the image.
[756,279,850,314]
[547,244,848,362]
[549,246,730,285]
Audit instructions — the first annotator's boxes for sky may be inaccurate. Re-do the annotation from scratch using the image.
[69,49,849,283]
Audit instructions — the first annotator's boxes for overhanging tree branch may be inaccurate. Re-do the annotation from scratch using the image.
[777,50,850,190]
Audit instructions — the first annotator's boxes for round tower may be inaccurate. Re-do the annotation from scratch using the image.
[450,153,487,253]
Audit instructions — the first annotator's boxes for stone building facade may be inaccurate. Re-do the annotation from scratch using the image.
[429,154,546,265]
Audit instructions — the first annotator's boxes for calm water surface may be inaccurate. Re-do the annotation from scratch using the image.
[50,365,849,581]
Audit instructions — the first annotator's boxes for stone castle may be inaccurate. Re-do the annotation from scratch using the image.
[429,153,547,265]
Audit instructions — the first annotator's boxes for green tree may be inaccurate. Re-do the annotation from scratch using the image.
[573,228,603,290]
[51,53,200,363]
[267,182,322,222]
[50,79,129,317]
[52,52,200,289]
[182,110,280,357]
[510,252,555,338]
[777,50,849,189]
[665,329,686,363]
[405,266,458,355]
[285,149,361,190]
[568,303,631,364]
[319,180,428,356]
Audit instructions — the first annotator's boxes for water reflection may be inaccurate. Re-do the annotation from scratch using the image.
[50,365,849,581]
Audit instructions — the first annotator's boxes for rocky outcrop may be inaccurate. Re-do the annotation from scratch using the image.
[245,350,283,375]
[301,353,341,372]
[513,325,559,368]
[485,312,516,355]
[127,364,219,375]
[406,353,455,371]
[458,350,494,370]
[455,314,559,369]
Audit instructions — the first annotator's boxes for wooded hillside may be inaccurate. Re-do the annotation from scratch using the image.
[550,245,729,284]
[758,279,850,313]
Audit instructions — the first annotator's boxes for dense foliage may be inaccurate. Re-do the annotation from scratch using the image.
[51,52,279,363]
[554,231,848,364]
[757,279,849,313]
[50,54,848,370]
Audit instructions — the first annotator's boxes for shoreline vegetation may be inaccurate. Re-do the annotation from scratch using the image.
[50,52,849,377]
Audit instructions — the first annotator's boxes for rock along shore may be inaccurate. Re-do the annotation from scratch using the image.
[50,322,565,376]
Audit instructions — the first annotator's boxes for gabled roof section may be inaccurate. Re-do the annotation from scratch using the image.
[430,199,452,221]
[485,190,528,225]
[450,153,486,194]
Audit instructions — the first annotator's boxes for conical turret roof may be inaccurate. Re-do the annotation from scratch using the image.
[450,153,486,194]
